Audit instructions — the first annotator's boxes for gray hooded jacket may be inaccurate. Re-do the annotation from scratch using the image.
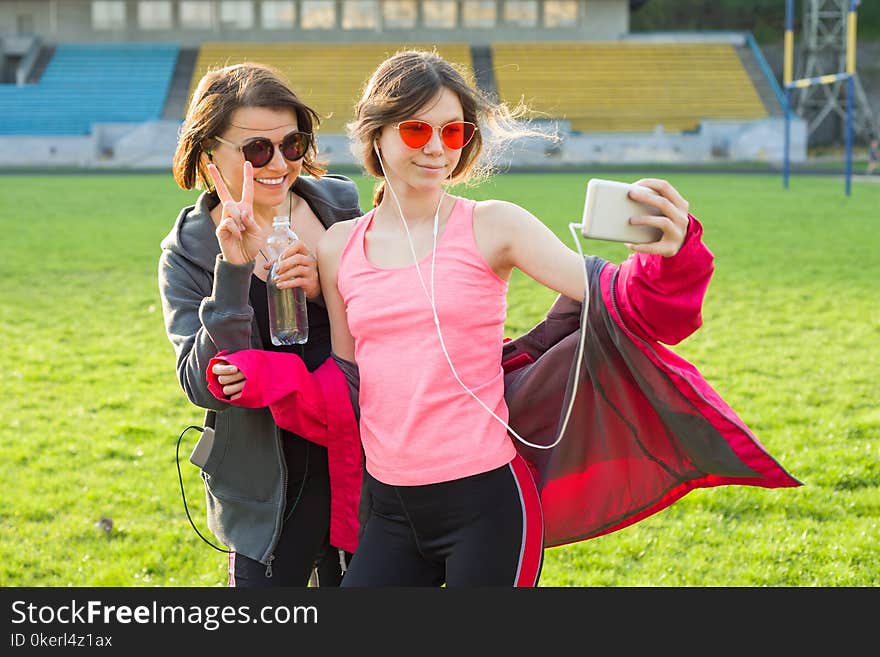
[157,174,361,565]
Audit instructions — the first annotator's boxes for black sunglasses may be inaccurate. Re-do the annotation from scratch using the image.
[213,130,312,168]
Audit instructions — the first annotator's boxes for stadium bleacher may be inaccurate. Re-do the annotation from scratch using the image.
[0,40,773,137]
[0,34,798,166]
[0,36,768,135]
[186,42,475,134]
[491,41,769,133]
[0,43,178,135]
[178,40,770,135]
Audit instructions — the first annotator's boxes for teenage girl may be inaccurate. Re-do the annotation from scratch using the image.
[314,50,693,587]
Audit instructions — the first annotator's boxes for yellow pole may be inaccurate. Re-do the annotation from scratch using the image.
[784,29,793,86]
[784,0,794,87]
[846,5,857,75]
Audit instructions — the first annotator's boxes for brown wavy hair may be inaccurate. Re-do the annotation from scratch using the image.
[172,62,325,193]
[347,49,555,206]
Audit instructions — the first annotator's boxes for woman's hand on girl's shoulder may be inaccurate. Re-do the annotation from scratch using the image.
[625,178,690,257]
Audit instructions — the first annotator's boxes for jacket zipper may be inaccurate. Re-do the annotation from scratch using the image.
[267,424,287,577]
[261,408,287,577]
[338,548,347,575]
[263,343,307,578]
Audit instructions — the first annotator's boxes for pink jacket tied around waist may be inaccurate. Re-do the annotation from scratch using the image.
[207,350,361,554]
[206,215,801,553]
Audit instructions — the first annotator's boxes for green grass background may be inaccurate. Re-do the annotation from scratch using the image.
[0,171,877,587]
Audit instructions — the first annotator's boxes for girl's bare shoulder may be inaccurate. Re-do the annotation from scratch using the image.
[472,198,531,225]
[319,217,359,255]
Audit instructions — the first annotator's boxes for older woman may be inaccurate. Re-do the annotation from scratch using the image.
[158,62,361,587]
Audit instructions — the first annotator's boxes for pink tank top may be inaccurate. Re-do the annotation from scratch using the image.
[337,196,516,485]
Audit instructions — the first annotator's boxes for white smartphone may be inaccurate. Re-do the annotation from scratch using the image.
[580,178,664,244]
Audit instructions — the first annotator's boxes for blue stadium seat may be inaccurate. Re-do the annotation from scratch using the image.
[0,43,179,135]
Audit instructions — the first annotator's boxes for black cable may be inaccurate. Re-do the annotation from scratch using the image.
[175,425,231,554]
[176,424,309,552]
[283,440,309,523]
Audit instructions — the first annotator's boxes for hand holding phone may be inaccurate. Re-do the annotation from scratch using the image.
[580,178,664,244]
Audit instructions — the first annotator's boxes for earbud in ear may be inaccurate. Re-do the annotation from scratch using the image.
[205,149,213,161]
[373,140,385,176]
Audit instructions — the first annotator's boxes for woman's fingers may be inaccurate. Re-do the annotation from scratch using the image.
[216,371,245,385]
[240,161,254,207]
[625,178,691,257]
[273,242,314,276]
[271,249,320,298]
[275,265,315,283]
[216,216,241,241]
[274,254,317,280]
[627,241,678,257]
[221,200,244,229]
[632,178,689,214]
[628,185,680,222]
[222,380,246,398]
[629,213,671,232]
[274,248,312,272]
[212,362,245,383]
[281,241,309,259]
[211,362,233,374]
[208,162,255,226]
[217,219,243,248]
[626,214,685,257]
[241,205,261,232]
[208,164,235,204]
[216,202,260,263]
[211,362,246,398]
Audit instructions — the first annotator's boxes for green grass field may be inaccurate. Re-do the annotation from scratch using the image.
[0,170,877,587]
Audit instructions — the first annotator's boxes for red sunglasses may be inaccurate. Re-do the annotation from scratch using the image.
[213,130,312,168]
[393,120,477,150]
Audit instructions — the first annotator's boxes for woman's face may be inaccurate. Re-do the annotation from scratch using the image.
[207,106,303,211]
[374,87,466,195]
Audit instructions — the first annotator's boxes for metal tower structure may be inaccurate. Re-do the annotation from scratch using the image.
[793,0,878,143]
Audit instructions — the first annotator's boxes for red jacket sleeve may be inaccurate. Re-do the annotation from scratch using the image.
[206,349,363,553]
[611,214,715,345]
[206,350,330,446]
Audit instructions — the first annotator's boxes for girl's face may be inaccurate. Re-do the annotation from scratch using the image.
[207,106,304,211]
[374,87,466,195]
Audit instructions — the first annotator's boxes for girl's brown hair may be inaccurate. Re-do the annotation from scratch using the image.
[347,49,555,206]
[172,63,325,192]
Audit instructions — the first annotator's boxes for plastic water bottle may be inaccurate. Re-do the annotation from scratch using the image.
[265,216,308,345]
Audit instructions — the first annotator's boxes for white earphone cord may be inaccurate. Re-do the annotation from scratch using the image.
[375,146,589,451]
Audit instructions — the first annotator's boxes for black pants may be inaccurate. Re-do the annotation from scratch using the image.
[229,438,350,587]
[341,454,544,587]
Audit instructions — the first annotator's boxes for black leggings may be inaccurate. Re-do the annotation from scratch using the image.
[341,454,544,587]
[229,439,350,587]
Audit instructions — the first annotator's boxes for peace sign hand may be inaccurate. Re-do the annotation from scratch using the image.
[208,161,264,266]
